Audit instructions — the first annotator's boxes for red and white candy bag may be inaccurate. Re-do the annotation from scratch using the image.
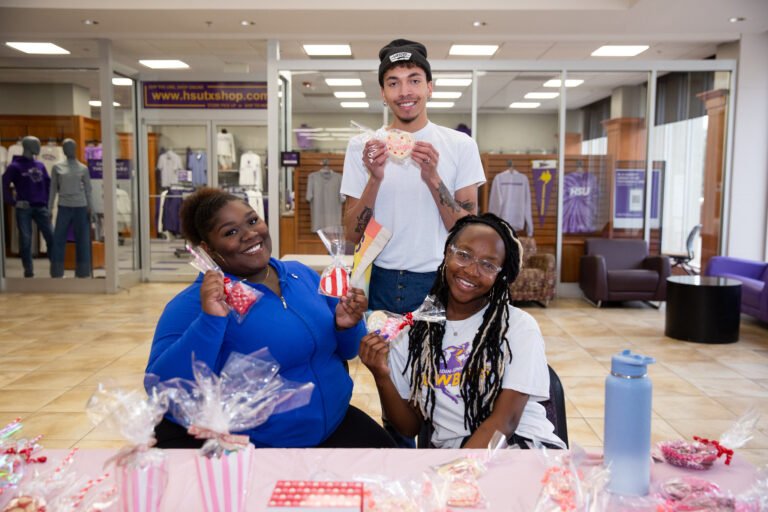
[186,244,263,323]
[316,227,351,298]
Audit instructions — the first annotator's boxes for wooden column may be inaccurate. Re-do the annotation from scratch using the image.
[697,89,729,271]
[564,132,582,155]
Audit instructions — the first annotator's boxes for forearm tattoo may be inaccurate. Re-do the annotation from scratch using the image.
[436,182,462,213]
[355,206,373,233]
[458,199,476,214]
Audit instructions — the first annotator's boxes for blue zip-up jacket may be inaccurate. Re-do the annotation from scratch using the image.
[146,257,366,447]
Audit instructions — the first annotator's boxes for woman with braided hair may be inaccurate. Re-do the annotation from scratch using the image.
[360,213,565,449]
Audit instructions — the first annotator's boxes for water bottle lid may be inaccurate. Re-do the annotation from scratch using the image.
[611,349,655,377]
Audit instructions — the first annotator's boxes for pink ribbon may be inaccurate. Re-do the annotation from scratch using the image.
[188,425,250,452]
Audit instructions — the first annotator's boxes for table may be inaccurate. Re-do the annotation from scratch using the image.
[665,275,742,343]
[1,449,758,511]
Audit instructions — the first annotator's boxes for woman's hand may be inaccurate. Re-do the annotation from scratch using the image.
[359,332,391,380]
[335,287,367,330]
[200,270,229,317]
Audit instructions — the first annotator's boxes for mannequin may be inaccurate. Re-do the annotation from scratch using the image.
[1,136,55,277]
[49,138,93,278]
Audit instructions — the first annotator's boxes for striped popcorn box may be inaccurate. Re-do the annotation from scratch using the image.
[194,446,255,512]
[319,265,349,298]
[116,460,169,512]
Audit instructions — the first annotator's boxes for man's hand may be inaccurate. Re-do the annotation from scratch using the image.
[411,141,440,186]
[363,140,388,181]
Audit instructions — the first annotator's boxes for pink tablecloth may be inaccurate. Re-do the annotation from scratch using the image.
[2,448,758,511]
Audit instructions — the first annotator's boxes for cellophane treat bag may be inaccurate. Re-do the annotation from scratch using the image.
[317,226,351,298]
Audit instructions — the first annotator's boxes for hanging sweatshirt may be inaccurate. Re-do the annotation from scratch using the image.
[488,170,534,236]
[2,156,50,207]
[146,257,366,448]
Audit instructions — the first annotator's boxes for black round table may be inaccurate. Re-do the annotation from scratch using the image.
[665,276,742,343]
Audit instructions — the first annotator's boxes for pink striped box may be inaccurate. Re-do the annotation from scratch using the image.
[193,446,255,512]
[116,459,169,512]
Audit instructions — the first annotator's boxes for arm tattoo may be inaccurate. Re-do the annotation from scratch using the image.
[354,206,373,233]
[458,199,476,214]
[436,181,461,213]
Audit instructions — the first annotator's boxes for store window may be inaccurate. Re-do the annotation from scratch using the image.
[0,67,102,280]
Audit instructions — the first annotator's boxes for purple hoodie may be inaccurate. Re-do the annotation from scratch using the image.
[2,156,50,207]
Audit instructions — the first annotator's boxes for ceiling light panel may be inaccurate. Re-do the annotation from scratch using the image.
[449,44,499,56]
[543,79,584,88]
[6,42,70,55]
[434,78,472,87]
[139,60,189,69]
[340,101,369,108]
[591,45,649,57]
[303,44,352,57]
[509,102,540,109]
[112,78,133,86]
[431,91,462,99]
[524,92,559,99]
[427,102,455,108]
[89,100,121,107]
[333,91,366,98]
[325,78,362,86]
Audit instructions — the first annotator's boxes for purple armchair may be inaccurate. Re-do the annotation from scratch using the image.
[705,257,768,323]
[579,238,671,307]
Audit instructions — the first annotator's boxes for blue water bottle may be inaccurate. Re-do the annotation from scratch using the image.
[604,349,655,496]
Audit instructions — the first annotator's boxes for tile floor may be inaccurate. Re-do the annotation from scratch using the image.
[1,285,767,464]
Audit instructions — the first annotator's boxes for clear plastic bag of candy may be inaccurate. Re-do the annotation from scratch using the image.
[158,347,315,458]
[351,120,415,164]
[186,243,263,323]
[316,226,351,298]
[366,295,447,340]
[86,384,170,512]
[357,474,448,512]
[0,419,47,500]
[656,407,760,470]
[533,444,610,512]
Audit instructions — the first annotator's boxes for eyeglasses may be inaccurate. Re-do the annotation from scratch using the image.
[448,245,503,277]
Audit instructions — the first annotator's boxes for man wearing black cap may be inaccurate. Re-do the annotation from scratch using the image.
[341,39,486,317]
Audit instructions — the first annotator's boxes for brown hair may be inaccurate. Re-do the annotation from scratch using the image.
[179,187,243,246]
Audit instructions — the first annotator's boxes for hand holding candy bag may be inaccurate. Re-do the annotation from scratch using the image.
[186,244,263,323]
[158,348,314,512]
[86,384,169,512]
[366,295,446,340]
[316,227,351,298]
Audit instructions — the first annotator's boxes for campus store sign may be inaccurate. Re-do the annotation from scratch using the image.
[143,82,267,109]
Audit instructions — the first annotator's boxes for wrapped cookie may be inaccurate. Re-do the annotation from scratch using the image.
[366,295,446,340]
[317,226,351,298]
[351,121,414,164]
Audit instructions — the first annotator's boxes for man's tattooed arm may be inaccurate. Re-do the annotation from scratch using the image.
[354,206,373,233]
[436,182,462,213]
[458,199,477,214]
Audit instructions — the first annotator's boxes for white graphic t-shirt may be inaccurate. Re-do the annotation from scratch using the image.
[389,304,566,449]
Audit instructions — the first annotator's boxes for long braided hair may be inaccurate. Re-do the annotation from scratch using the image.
[404,213,523,432]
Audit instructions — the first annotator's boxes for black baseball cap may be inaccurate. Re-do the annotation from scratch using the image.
[378,39,432,86]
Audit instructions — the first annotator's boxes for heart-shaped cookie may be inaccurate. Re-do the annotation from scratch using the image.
[385,129,414,162]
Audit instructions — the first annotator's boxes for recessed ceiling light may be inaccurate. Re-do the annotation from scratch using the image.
[240,20,255,26]
[340,101,369,108]
[6,42,70,55]
[292,127,323,132]
[427,101,455,109]
[729,16,745,23]
[139,59,189,69]
[303,44,352,57]
[325,78,362,86]
[509,102,540,109]
[472,21,487,27]
[524,92,559,99]
[112,77,133,86]
[543,79,584,88]
[334,91,366,98]
[449,44,499,56]
[89,100,121,107]
[82,19,99,25]
[435,78,472,87]
[591,45,649,57]
[431,91,462,99]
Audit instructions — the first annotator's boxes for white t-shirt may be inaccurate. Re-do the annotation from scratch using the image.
[239,151,263,190]
[389,304,566,449]
[341,122,486,273]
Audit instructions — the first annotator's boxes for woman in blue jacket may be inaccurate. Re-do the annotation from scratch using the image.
[147,187,394,448]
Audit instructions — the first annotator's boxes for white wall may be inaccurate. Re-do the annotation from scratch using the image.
[721,32,768,260]
[0,83,91,116]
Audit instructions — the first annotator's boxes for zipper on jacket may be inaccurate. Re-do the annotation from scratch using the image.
[280,296,287,309]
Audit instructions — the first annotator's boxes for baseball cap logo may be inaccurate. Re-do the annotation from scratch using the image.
[389,51,412,63]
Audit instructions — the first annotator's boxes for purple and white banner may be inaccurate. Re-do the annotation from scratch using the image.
[563,170,599,234]
[143,82,267,109]
[88,159,131,180]
[532,160,557,227]
[613,168,661,229]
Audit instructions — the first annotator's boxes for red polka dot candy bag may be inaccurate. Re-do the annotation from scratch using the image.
[186,244,264,324]
[316,227,351,298]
